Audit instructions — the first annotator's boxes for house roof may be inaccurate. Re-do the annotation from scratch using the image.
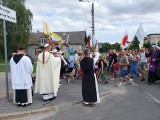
[147,33,160,36]
[29,31,86,45]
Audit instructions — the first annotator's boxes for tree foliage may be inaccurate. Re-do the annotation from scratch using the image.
[101,42,120,52]
[0,0,33,59]
[129,36,140,50]
[143,42,151,48]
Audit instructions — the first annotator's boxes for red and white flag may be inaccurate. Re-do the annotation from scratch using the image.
[120,31,128,50]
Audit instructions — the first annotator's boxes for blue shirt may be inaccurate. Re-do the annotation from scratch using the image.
[68,55,74,68]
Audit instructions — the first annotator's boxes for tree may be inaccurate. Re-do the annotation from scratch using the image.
[101,42,120,52]
[111,42,120,51]
[0,0,33,59]
[129,36,140,50]
[143,42,151,48]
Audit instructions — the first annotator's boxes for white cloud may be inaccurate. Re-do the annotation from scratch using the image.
[25,0,160,44]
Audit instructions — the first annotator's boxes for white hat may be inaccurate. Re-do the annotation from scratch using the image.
[152,45,157,48]
[51,49,57,53]
[44,44,49,48]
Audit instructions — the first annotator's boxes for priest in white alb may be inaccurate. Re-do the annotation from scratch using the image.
[35,44,61,102]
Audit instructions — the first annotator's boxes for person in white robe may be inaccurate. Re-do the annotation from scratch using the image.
[35,44,61,102]
[10,46,33,107]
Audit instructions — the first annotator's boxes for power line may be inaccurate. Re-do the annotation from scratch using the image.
[77,0,91,24]
[87,0,92,10]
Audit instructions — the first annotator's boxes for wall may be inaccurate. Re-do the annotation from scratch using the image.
[27,44,39,60]
[147,35,160,44]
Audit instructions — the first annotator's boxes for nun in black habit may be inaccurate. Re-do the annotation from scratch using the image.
[80,48,100,107]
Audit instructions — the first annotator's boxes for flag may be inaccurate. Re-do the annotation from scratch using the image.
[135,23,145,49]
[86,35,91,47]
[121,31,128,50]
[50,32,62,47]
[43,22,50,36]
[50,32,62,41]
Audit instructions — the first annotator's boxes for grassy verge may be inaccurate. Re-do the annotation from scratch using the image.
[0,63,37,73]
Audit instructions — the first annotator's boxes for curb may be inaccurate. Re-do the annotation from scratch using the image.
[0,91,112,119]
[0,106,58,119]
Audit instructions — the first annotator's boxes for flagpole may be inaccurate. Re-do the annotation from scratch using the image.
[67,34,69,43]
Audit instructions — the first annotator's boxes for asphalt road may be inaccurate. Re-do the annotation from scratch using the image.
[44,80,160,120]
[11,79,160,120]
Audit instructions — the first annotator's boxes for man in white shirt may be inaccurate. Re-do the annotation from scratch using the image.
[139,47,148,81]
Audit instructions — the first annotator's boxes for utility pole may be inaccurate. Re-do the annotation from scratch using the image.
[79,0,95,46]
[91,2,94,46]
[0,0,9,100]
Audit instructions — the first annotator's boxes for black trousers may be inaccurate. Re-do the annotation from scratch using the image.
[15,89,28,103]
[148,71,156,83]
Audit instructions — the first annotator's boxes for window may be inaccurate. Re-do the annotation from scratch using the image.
[40,38,46,46]
[34,48,37,55]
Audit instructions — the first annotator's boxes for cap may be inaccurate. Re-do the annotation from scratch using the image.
[44,44,49,48]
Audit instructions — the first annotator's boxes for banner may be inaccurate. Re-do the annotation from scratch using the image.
[121,30,128,50]
[135,23,145,49]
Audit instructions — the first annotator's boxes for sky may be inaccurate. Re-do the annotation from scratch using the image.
[25,0,160,44]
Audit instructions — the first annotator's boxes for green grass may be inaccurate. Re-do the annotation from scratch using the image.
[0,63,37,73]
[0,64,10,72]
[33,63,37,73]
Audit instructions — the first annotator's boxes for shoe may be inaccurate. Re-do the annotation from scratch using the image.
[104,80,108,84]
[83,103,88,106]
[62,76,66,79]
[49,97,56,101]
[17,103,21,107]
[116,82,122,87]
[139,73,142,76]
[67,78,70,83]
[89,103,95,107]
[152,83,156,85]
[110,78,115,81]
[129,79,134,85]
[148,82,152,85]
[43,99,48,102]
[141,78,145,81]
[59,81,62,86]
[22,104,27,107]
[70,78,75,82]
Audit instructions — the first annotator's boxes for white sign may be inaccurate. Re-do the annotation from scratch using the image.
[0,5,17,23]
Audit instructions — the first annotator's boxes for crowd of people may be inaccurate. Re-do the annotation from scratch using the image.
[9,44,160,107]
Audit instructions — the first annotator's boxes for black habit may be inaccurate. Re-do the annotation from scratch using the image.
[80,57,98,103]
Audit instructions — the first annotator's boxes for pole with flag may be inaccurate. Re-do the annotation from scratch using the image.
[120,30,128,50]
[134,23,145,49]
[43,22,54,46]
